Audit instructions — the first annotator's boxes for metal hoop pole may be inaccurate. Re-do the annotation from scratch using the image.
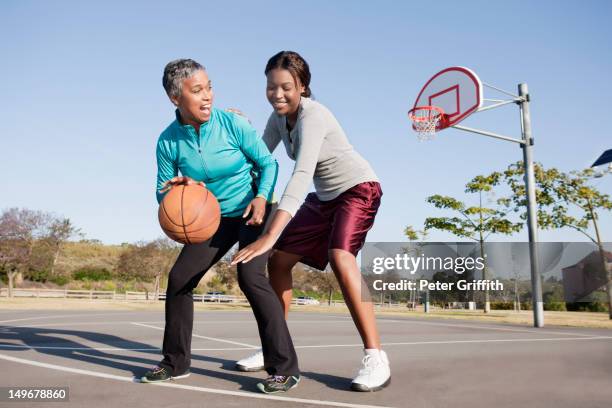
[519,83,544,328]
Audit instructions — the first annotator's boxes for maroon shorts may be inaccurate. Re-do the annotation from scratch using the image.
[274,181,382,270]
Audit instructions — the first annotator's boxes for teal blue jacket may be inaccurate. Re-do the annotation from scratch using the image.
[156,109,278,217]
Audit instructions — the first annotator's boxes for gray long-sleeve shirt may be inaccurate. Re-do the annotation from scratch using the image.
[263,97,378,216]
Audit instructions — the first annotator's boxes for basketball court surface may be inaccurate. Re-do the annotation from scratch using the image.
[1,310,611,407]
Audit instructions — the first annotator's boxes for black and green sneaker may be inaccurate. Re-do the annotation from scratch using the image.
[140,366,190,383]
[256,375,300,394]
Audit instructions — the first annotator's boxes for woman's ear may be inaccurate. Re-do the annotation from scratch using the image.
[170,95,180,107]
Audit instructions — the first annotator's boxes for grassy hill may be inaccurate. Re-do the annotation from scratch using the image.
[55,240,128,276]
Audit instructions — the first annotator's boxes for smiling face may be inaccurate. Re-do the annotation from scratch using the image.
[266,68,305,119]
[170,69,214,128]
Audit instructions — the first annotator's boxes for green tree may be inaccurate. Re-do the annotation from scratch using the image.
[404,226,426,241]
[419,172,523,312]
[27,216,81,283]
[502,162,612,318]
[213,260,238,292]
[0,208,48,296]
[43,217,81,276]
[310,268,340,305]
[429,271,462,306]
[116,238,180,300]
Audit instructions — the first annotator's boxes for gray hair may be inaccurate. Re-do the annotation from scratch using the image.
[162,59,205,99]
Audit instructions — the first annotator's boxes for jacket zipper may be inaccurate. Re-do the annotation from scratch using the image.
[192,127,209,179]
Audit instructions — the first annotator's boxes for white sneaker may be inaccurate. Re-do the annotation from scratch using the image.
[350,349,391,392]
[235,349,265,372]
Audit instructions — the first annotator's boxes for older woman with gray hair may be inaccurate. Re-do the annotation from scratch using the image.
[141,59,300,394]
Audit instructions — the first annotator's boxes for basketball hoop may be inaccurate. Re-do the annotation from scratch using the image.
[408,106,445,141]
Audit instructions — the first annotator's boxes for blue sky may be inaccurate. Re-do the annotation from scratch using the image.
[1,0,610,244]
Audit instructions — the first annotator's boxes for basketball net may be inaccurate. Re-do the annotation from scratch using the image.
[408,106,445,142]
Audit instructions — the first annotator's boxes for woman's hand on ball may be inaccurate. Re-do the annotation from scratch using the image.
[160,176,205,193]
[243,197,267,225]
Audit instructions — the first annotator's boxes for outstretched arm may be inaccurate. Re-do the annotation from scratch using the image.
[230,207,292,265]
[233,114,279,225]
[232,109,326,264]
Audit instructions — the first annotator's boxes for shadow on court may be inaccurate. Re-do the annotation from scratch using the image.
[0,326,266,391]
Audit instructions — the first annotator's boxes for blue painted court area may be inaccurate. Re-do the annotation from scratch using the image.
[0,310,611,408]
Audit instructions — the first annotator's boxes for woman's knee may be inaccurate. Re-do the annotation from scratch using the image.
[328,249,360,283]
[237,261,267,290]
[166,266,201,297]
[267,250,283,272]
[268,250,299,275]
[328,248,356,269]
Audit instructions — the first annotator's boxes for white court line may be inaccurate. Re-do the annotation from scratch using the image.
[135,320,356,324]
[293,336,612,349]
[11,321,153,328]
[5,319,604,339]
[7,317,603,339]
[0,353,393,408]
[5,316,603,340]
[0,312,131,325]
[0,344,253,351]
[1,336,609,352]
[132,323,258,349]
[8,320,356,328]
[378,318,599,338]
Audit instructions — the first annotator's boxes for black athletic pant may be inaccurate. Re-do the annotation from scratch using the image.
[159,205,299,376]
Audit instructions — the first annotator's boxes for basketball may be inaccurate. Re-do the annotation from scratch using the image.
[158,184,221,244]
